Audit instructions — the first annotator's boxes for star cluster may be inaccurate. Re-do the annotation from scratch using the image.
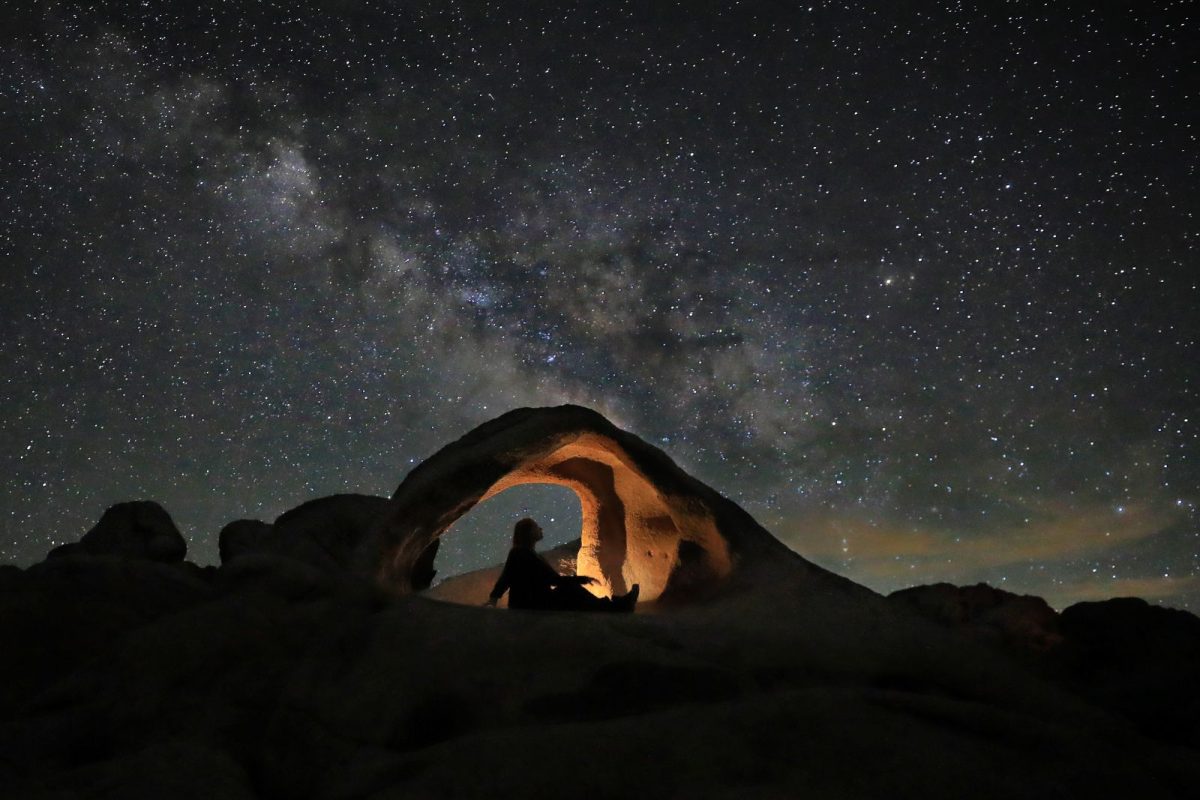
[2,2,1197,608]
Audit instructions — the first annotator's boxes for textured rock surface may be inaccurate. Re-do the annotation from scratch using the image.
[49,501,187,563]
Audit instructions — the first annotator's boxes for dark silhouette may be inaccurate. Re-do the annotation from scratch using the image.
[486,518,639,612]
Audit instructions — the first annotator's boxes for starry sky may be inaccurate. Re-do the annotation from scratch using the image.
[3,2,1197,610]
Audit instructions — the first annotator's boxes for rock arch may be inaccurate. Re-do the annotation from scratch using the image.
[360,405,792,604]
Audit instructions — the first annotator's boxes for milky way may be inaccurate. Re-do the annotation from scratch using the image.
[2,3,1197,608]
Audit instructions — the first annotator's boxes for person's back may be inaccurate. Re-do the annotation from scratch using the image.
[493,545,561,609]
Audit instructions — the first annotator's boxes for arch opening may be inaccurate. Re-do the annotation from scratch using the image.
[426,483,583,606]
[459,437,731,603]
[370,414,735,606]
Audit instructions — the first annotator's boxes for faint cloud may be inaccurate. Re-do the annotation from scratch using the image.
[1041,575,1200,610]
[771,498,1186,607]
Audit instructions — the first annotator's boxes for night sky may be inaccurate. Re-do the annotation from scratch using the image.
[3,2,1197,609]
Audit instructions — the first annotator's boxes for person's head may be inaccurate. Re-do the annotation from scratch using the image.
[512,517,544,549]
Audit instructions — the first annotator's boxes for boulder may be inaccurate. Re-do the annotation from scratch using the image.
[217,495,392,576]
[0,556,214,717]
[274,494,390,572]
[1055,597,1200,746]
[217,519,273,564]
[888,582,1063,652]
[215,553,336,601]
[49,501,187,562]
[1059,596,1200,662]
[0,563,22,588]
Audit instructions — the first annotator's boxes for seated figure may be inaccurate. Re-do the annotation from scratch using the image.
[486,518,638,612]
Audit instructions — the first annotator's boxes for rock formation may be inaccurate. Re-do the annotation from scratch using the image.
[890,584,1200,749]
[888,582,1063,652]
[361,405,801,603]
[2,406,1199,798]
[218,494,430,578]
[48,500,186,562]
[1054,597,1200,747]
[217,519,274,564]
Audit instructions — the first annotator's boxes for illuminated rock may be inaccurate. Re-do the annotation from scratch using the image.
[361,405,798,603]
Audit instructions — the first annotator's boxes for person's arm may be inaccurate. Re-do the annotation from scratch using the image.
[486,552,515,606]
[537,555,567,587]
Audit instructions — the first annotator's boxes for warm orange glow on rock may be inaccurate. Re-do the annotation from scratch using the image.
[359,406,769,604]
[475,433,729,600]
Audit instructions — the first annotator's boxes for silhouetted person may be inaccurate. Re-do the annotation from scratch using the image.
[485,518,639,612]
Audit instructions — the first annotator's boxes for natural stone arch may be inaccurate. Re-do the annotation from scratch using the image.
[360,406,792,604]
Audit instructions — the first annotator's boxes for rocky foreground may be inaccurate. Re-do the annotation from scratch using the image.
[4,407,1200,798]
[2,497,1199,799]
